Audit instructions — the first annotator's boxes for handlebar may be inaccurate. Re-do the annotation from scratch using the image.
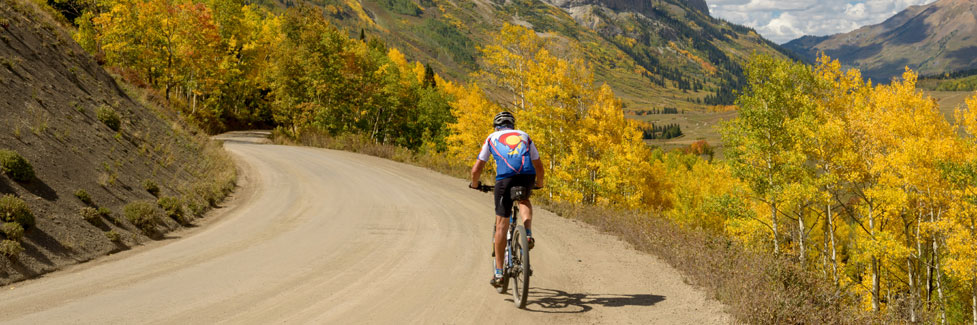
[470,184,541,192]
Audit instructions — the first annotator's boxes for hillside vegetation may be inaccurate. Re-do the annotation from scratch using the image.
[268,0,794,112]
[0,0,234,285]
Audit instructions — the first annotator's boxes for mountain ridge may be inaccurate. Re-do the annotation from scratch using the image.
[783,0,977,82]
[302,0,791,110]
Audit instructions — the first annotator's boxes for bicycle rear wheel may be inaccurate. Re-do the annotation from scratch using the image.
[511,225,531,308]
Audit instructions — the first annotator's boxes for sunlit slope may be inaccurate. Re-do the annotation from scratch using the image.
[292,0,795,111]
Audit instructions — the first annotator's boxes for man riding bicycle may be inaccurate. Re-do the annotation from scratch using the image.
[469,111,544,287]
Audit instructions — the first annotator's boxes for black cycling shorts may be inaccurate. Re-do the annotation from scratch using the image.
[494,174,535,218]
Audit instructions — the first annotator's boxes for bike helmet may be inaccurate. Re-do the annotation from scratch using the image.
[493,111,515,129]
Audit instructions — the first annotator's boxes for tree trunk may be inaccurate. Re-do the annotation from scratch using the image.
[935,240,947,325]
[870,206,880,312]
[798,203,806,267]
[771,202,780,254]
[932,210,947,325]
[971,278,976,325]
[872,257,880,312]
[828,203,839,285]
[908,258,917,322]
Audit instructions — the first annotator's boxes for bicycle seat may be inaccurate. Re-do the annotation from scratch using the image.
[510,186,531,201]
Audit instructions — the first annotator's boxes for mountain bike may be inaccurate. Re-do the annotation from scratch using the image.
[475,184,535,308]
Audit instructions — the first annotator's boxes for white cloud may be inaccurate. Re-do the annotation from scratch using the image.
[709,0,938,44]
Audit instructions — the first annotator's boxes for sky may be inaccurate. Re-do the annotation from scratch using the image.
[708,0,939,44]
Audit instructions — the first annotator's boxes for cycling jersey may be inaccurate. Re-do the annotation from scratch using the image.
[477,128,539,180]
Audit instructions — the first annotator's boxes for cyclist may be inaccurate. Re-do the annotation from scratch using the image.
[469,111,544,288]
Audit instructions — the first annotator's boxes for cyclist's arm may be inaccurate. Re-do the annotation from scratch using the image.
[529,141,544,188]
[471,159,486,188]
[532,159,544,188]
[471,140,491,188]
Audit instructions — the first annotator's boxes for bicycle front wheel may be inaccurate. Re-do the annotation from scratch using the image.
[511,225,531,308]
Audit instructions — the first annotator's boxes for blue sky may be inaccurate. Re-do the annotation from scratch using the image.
[708,0,939,44]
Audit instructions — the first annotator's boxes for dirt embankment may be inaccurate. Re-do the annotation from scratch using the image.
[0,0,234,285]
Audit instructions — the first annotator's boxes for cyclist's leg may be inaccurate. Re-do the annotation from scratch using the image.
[493,177,515,271]
[494,215,508,269]
[515,174,535,233]
[517,199,532,231]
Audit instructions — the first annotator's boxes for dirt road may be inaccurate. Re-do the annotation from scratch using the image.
[0,132,728,324]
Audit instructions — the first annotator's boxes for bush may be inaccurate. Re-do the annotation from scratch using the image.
[157,196,185,223]
[123,201,161,234]
[1,222,24,241]
[74,189,93,206]
[0,194,34,229]
[97,207,111,217]
[0,239,24,257]
[142,179,160,197]
[104,230,121,242]
[96,105,120,131]
[0,149,35,182]
[80,207,100,222]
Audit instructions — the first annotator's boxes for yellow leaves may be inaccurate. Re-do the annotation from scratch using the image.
[453,24,659,207]
[946,224,977,280]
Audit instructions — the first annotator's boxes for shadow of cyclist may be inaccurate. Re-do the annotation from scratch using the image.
[508,287,665,314]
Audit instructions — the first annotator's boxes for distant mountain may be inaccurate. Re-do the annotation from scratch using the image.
[290,0,794,109]
[783,0,977,82]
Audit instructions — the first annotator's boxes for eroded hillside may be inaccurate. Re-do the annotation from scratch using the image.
[0,0,234,285]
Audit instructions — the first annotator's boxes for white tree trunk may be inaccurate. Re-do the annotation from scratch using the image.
[971,279,976,325]
[828,204,838,285]
[771,202,780,254]
[798,204,806,266]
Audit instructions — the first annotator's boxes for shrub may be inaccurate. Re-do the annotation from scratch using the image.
[74,189,93,206]
[142,179,160,197]
[1,222,24,241]
[104,230,121,242]
[96,105,120,131]
[123,201,161,234]
[97,207,111,217]
[0,239,24,257]
[80,207,100,222]
[0,149,35,182]
[157,196,185,223]
[0,194,34,229]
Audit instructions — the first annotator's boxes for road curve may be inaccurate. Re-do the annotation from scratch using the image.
[0,131,729,324]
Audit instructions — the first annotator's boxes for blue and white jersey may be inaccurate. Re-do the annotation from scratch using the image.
[477,128,540,180]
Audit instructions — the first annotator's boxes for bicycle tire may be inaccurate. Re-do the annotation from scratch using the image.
[512,225,530,308]
[495,261,509,294]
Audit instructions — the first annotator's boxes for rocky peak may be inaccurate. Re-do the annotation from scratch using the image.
[543,0,709,15]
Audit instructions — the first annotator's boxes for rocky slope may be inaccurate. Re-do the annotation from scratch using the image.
[783,0,977,82]
[0,0,234,285]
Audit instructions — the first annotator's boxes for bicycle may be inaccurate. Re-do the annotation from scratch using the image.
[475,184,535,308]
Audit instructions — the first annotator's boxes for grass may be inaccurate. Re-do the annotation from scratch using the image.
[104,230,121,242]
[96,104,120,131]
[0,239,24,257]
[74,189,93,206]
[1,222,24,241]
[142,179,160,197]
[157,196,186,224]
[80,207,99,223]
[123,201,161,234]
[0,149,35,182]
[0,194,35,229]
